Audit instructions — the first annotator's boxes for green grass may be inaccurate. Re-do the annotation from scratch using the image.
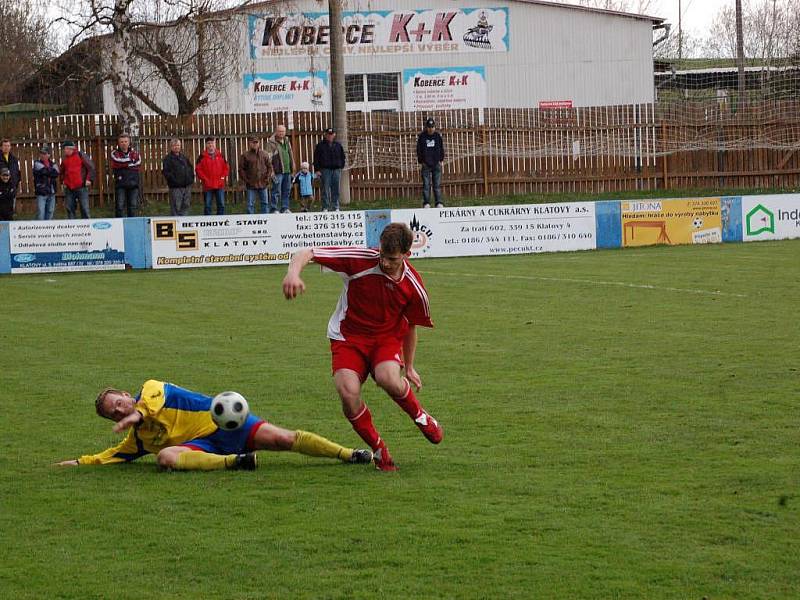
[1,241,798,599]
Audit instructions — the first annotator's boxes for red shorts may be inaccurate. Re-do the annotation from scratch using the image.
[331,336,404,382]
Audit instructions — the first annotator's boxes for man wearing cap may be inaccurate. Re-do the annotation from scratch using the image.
[313,127,346,212]
[238,137,272,214]
[416,118,445,208]
[33,146,60,220]
[0,167,15,220]
[0,139,20,214]
[59,141,96,219]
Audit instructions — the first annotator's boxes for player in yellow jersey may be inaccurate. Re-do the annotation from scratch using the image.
[56,380,372,471]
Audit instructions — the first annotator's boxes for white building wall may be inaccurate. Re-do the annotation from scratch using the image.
[104,0,657,115]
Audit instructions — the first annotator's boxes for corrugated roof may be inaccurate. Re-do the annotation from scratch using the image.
[239,0,665,24]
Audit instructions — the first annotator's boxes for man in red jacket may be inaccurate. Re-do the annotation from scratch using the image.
[59,140,96,219]
[195,137,229,215]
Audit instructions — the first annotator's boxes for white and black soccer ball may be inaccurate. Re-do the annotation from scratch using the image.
[692,217,704,229]
[210,391,250,431]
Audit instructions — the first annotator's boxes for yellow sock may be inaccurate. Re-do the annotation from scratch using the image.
[292,430,353,462]
[174,451,236,471]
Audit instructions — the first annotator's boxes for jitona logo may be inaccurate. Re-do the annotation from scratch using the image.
[746,203,775,236]
[409,214,433,253]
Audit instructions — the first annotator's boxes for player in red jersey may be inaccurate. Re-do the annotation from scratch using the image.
[282,222,443,471]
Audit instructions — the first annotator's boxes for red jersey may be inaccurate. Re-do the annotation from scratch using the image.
[312,247,433,341]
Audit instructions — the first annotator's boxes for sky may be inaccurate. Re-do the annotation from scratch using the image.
[643,0,728,36]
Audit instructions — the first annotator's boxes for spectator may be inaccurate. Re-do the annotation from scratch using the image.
[416,118,445,208]
[293,161,316,212]
[0,167,15,220]
[238,136,272,214]
[265,125,294,214]
[313,127,346,212]
[59,141,95,219]
[162,138,195,216]
[0,138,20,213]
[32,146,60,220]
[110,134,141,218]
[195,137,229,216]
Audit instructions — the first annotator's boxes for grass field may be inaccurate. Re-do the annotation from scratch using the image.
[1,240,798,599]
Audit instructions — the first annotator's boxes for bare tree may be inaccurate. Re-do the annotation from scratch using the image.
[0,0,53,104]
[127,0,247,115]
[703,0,799,62]
[57,0,248,128]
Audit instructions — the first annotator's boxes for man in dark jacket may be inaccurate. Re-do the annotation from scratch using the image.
[0,167,15,220]
[0,139,21,213]
[162,138,195,216]
[238,137,272,214]
[59,140,95,219]
[110,134,142,218]
[33,146,60,220]
[415,118,445,208]
[313,127,346,212]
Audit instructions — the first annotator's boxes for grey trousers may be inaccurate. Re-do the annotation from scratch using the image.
[169,187,192,216]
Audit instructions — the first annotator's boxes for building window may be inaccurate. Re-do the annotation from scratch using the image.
[345,73,400,111]
[345,74,364,103]
[366,73,399,102]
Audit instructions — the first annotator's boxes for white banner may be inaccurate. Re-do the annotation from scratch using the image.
[403,66,487,111]
[243,72,328,112]
[248,8,509,59]
[150,212,367,269]
[741,194,800,242]
[9,219,126,273]
[391,203,597,258]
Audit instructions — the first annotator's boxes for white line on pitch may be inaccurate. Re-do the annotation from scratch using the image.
[421,270,747,298]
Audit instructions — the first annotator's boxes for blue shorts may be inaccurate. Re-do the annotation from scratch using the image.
[181,415,266,454]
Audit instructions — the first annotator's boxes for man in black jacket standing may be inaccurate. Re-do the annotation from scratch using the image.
[313,127,346,212]
[415,118,445,208]
[162,138,195,216]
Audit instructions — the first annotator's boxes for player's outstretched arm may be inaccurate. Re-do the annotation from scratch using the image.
[55,459,80,466]
[282,248,314,299]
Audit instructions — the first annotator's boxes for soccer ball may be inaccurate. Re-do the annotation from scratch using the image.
[210,391,249,431]
[692,217,704,229]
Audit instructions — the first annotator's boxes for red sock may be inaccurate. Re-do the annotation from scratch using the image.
[348,404,382,451]
[392,381,422,420]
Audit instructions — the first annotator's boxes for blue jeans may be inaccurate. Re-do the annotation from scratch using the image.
[64,187,91,219]
[270,173,292,212]
[421,164,443,206]
[37,194,56,220]
[115,187,139,217]
[320,168,341,211]
[204,189,225,215]
[246,188,268,214]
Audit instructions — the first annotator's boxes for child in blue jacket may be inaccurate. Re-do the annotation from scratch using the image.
[293,162,317,212]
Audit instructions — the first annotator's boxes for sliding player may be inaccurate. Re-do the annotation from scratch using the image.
[56,379,372,470]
